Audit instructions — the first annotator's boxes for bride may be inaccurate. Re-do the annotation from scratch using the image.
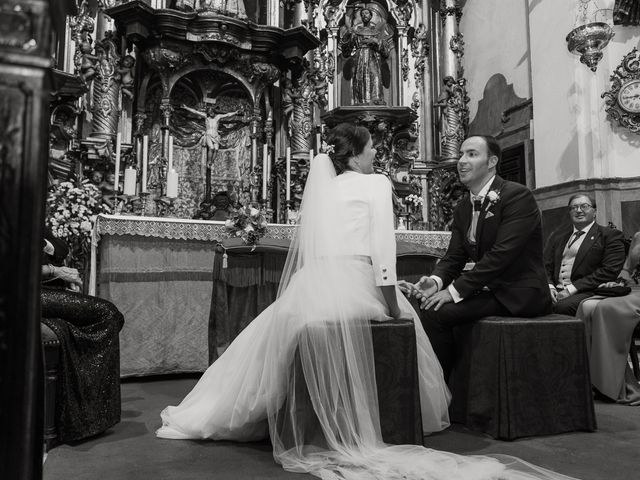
[157,123,576,480]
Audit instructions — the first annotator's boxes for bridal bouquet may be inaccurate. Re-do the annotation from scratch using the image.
[224,205,268,245]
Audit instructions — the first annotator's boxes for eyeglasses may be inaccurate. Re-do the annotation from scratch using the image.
[568,203,594,212]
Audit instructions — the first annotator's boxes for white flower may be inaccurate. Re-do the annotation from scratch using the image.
[249,207,259,217]
[486,190,500,203]
[244,224,254,232]
[80,220,92,232]
[224,219,235,229]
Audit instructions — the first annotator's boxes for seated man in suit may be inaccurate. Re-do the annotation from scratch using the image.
[400,135,552,380]
[543,193,625,315]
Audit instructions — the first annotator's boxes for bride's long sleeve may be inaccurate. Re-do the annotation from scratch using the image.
[369,175,397,286]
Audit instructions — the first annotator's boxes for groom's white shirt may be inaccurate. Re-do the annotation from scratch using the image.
[429,175,495,303]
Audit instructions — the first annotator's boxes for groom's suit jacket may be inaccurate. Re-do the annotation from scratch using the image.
[544,222,625,293]
[431,176,551,317]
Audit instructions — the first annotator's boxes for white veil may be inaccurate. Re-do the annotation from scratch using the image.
[261,154,580,480]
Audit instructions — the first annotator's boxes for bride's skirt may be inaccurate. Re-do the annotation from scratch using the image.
[157,260,450,441]
[157,260,578,480]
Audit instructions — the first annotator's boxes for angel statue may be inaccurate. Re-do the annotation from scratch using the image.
[340,6,392,105]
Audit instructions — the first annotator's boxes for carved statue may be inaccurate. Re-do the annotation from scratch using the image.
[79,40,98,82]
[180,103,240,166]
[146,155,167,193]
[198,0,247,19]
[341,6,391,106]
[434,75,468,161]
[100,172,117,209]
[116,55,135,99]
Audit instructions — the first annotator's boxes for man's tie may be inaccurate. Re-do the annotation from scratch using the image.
[567,230,585,249]
[468,196,483,243]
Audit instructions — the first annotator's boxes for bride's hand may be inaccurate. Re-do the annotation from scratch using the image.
[397,280,416,297]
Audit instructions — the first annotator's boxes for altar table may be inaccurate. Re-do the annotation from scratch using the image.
[90,214,451,377]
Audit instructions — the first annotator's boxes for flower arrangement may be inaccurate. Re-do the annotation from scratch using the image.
[405,194,424,208]
[224,205,268,245]
[45,179,107,270]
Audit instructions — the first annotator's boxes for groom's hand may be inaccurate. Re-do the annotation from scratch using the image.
[421,289,453,311]
[414,276,438,307]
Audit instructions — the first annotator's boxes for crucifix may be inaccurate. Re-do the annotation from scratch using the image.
[180,98,239,201]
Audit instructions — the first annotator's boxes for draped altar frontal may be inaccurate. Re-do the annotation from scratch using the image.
[89,215,451,377]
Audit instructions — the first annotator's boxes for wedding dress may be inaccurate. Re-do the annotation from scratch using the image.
[157,155,578,480]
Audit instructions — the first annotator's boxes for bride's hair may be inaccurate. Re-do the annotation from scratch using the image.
[325,123,371,174]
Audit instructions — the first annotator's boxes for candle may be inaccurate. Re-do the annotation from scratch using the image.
[142,135,149,193]
[166,168,179,198]
[168,135,174,171]
[123,167,136,196]
[113,132,121,195]
[316,132,321,152]
[262,144,268,199]
[285,147,291,202]
[309,149,314,163]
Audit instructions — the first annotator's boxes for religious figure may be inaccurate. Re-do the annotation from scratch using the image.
[181,101,240,202]
[198,0,247,19]
[116,55,135,99]
[180,103,240,166]
[79,39,98,83]
[99,172,117,209]
[341,7,391,106]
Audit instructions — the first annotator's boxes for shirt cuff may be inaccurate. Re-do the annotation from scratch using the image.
[447,284,464,303]
[565,284,577,296]
[374,263,397,286]
[429,275,443,292]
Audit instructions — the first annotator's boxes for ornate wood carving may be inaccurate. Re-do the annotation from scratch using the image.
[90,32,124,142]
[426,164,464,230]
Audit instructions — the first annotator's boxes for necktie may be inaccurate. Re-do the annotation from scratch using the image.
[567,230,585,249]
[468,196,483,243]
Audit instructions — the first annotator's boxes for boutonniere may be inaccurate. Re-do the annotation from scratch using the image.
[484,190,501,211]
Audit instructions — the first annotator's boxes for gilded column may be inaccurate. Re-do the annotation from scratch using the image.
[90,32,121,141]
[436,0,468,162]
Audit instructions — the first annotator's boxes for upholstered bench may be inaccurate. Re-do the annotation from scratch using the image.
[41,322,60,450]
[449,314,596,440]
[277,319,423,447]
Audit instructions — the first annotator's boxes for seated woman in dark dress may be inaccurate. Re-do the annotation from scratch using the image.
[42,231,125,442]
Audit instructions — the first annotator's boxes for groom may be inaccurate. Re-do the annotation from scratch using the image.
[403,135,551,380]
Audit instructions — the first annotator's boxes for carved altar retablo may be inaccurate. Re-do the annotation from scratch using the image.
[105,0,319,219]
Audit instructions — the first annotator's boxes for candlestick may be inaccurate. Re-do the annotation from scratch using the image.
[142,135,149,193]
[166,168,179,198]
[168,135,174,171]
[316,132,321,153]
[285,147,291,202]
[123,167,136,196]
